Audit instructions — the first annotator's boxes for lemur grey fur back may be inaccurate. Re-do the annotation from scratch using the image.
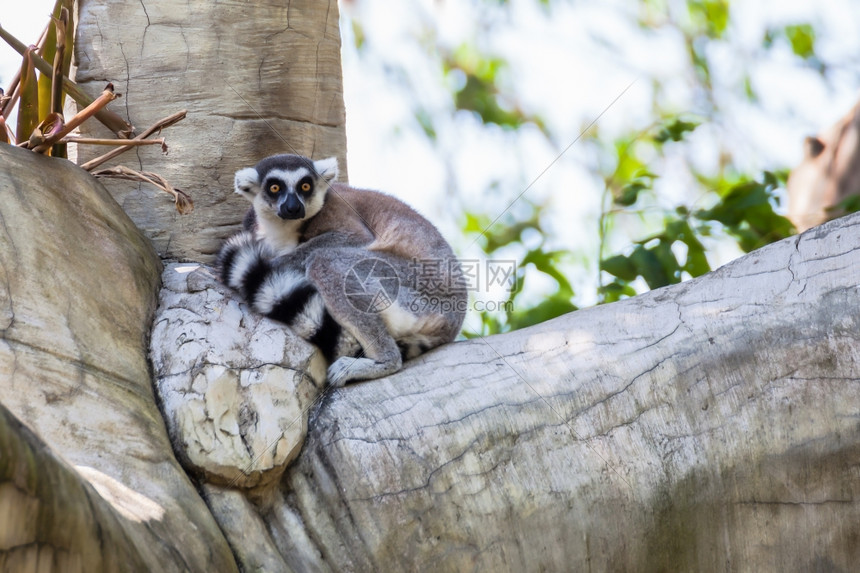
[216,153,466,386]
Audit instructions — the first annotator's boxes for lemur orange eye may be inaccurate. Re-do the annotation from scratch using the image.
[269,184,280,194]
[300,182,312,192]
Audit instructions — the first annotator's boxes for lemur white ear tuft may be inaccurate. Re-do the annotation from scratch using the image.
[234,167,260,200]
[314,157,339,183]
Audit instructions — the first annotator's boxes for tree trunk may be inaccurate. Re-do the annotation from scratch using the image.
[73,0,348,261]
[0,144,237,572]
[3,1,858,571]
[267,212,860,571]
[3,142,859,572]
[145,208,860,571]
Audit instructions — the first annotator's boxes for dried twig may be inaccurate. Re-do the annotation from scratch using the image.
[31,84,118,153]
[1,21,49,119]
[92,165,193,215]
[63,137,167,150]
[2,70,20,120]
[22,112,64,149]
[80,109,186,171]
[0,22,133,137]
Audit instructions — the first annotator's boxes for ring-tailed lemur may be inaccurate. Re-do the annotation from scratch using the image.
[217,154,466,387]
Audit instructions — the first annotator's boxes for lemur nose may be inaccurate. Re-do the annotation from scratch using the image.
[279,194,305,219]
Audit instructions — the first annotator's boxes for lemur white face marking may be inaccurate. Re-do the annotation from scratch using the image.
[255,168,311,253]
[233,156,342,254]
[233,157,339,215]
[306,157,339,219]
[261,167,312,200]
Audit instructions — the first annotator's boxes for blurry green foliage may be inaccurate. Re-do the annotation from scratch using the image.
[443,45,546,132]
[654,118,700,143]
[688,0,730,39]
[762,23,823,72]
[463,204,577,336]
[696,171,795,252]
[784,24,816,60]
[345,0,832,336]
[598,166,794,303]
[456,0,809,332]
[832,194,860,216]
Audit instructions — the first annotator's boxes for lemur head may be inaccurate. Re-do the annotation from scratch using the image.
[234,154,339,221]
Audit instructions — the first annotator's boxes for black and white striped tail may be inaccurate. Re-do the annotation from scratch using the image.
[216,232,354,362]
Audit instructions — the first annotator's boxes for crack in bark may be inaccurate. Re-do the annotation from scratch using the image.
[209,112,342,129]
[2,336,146,399]
[737,498,855,506]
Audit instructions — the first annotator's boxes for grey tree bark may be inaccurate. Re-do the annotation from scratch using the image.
[2,1,859,572]
[3,140,859,570]
[73,0,348,261]
[151,210,860,572]
[0,145,237,572]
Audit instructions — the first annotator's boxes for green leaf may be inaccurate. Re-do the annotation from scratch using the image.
[784,24,816,60]
[16,46,39,144]
[832,195,860,215]
[351,19,366,51]
[612,140,651,182]
[762,169,789,188]
[414,108,437,140]
[667,220,711,276]
[742,75,757,102]
[652,241,681,283]
[697,181,768,226]
[445,44,536,130]
[463,212,490,234]
[630,245,670,289]
[598,281,637,304]
[654,118,700,143]
[601,254,638,282]
[463,207,533,253]
[695,175,796,252]
[507,294,577,331]
[762,29,776,50]
[616,181,648,206]
[522,248,573,294]
[684,246,710,277]
[688,0,730,39]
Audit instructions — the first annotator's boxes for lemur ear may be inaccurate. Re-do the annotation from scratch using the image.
[234,167,261,200]
[314,157,339,183]
[804,136,825,159]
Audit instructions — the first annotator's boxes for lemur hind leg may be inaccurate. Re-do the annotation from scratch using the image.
[306,250,404,386]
